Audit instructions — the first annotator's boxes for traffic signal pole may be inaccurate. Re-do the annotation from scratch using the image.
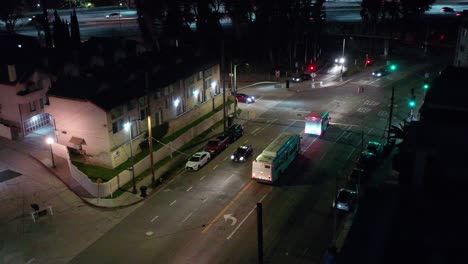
[387,86,395,144]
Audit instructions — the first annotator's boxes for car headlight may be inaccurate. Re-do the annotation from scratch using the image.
[231,155,235,159]
[377,73,382,76]
[240,157,244,161]
[247,98,252,102]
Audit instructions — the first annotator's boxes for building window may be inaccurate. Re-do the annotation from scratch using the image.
[127,99,136,111]
[185,76,194,86]
[140,107,148,120]
[197,71,203,81]
[112,122,119,134]
[153,90,161,99]
[138,96,146,107]
[165,96,171,109]
[205,68,212,77]
[111,106,123,120]
[164,86,169,96]
[39,98,44,109]
[29,102,36,112]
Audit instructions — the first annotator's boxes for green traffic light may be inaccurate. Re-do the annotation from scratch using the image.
[409,101,416,108]
[390,64,397,71]
[423,83,429,90]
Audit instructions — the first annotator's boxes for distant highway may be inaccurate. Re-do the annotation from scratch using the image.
[12,2,468,41]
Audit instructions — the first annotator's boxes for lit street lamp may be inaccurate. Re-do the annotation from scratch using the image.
[124,122,137,194]
[232,62,249,95]
[46,137,56,168]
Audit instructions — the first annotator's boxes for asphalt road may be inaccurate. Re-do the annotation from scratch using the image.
[70,58,443,263]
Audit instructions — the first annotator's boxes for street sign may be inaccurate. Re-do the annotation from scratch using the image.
[275,70,280,78]
[311,73,316,78]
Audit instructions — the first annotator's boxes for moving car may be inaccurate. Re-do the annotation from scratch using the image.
[106,13,122,18]
[333,188,357,213]
[185,151,211,171]
[231,144,253,162]
[226,124,244,143]
[441,7,455,12]
[372,67,389,77]
[235,93,255,104]
[291,73,311,83]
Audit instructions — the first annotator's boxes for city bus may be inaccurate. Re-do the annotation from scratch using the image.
[252,132,301,184]
[304,111,330,136]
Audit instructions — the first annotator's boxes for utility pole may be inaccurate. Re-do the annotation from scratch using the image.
[221,41,227,133]
[257,203,263,264]
[146,72,156,187]
[387,86,395,144]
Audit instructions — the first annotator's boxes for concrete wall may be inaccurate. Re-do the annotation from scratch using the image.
[0,123,12,139]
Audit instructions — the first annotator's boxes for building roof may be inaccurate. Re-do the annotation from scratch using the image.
[48,51,217,111]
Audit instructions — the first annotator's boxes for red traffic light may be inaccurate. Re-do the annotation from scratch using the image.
[365,59,372,65]
[309,65,317,72]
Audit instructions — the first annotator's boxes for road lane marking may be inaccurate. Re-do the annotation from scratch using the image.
[151,215,159,222]
[224,174,234,183]
[346,149,355,161]
[212,165,218,170]
[170,200,177,207]
[182,212,193,223]
[335,126,350,143]
[367,128,374,135]
[199,175,206,181]
[186,186,192,192]
[223,157,227,161]
[251,127,262,134]
[244,139,249,144]
[301,136,319,153]
[202,181,254,234]
[202,197,209,203]
[227,192,269,240]
[320,153,327,160]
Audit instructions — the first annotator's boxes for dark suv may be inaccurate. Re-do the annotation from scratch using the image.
[226,124,244,143]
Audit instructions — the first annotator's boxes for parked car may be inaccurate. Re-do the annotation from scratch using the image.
[372,67,389,77]
[231,144,253,162]
[291,73,311,83]
[204,135,230,155]
[226,124,244,143]
[106,12,122,18]
[333,188,357,213]
[365,141,383,158]
[347,168,368,184]
[186,151,211,171]
[356,150,378,171]
[235,93,255,104]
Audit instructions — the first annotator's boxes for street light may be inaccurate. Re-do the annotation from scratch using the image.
[124,122,138,194]
[46,137,56,168]
[232,62,249,95]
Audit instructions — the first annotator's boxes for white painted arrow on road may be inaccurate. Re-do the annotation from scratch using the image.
[224,214,237,226]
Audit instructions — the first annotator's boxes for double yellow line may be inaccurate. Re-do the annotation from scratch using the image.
[201,181,254,234]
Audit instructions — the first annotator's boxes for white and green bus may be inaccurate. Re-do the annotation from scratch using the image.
[252,132,301,184]
[304,111,330,136]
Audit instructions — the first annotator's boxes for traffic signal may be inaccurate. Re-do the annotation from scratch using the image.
[309,65,317,72]
[365,58,372,65]
[389,64,397,71]
[409,95,416,108]
[423,83,430,90]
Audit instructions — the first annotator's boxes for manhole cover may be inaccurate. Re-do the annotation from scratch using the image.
[0,170,22,183]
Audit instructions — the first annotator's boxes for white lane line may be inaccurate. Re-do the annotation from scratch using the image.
[186,186,193,192]
[170,200,177,207]
[182,212,193,223]
[335,126,350,143]
[244,139,249,144]
[227,193,269,240]
[346,149,355,161]
[367,128,374,135]
[202,197,209,203]
[151,215,159,222]
[223,157,227,161]
[251,127,262,134]
[320,153,327,161]
[302,136,319,153]
[264,118,277,130]
[225,174,234,182]
[199,175,206,181]
[212,165,218,170]
[26,259,35,264]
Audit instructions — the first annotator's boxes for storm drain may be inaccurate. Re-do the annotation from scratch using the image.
[0,170,22,183]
